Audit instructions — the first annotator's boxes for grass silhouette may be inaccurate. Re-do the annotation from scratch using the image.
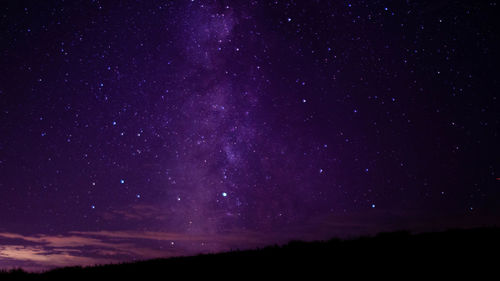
[1,227,498,280]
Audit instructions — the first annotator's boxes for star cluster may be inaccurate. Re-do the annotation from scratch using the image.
[0,0,498,270]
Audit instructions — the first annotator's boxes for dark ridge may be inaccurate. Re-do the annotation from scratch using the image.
[1,227,499,280]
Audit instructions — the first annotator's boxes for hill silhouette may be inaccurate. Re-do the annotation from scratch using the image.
[1,227,498,280]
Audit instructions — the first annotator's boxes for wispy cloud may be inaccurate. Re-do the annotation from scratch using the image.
[101,204,169,221]
[0,229,267,272]
[0,245,112,268]
[69,229,264,244]
[1,211,434,272]
[0,232,118,248]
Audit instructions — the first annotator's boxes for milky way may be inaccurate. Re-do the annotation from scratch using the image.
[0,0,499,271]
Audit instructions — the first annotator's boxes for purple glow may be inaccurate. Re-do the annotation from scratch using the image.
[0,0,498,272]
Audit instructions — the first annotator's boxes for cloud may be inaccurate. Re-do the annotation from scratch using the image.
[1,212,420,272]
[0,231,167,271]
[0,245,111,268]
[0,232,118,248]
[101,204,169,221]
[69,229,263,244]
[0,229,268,272]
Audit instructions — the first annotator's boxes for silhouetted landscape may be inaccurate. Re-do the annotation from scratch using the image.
[1,227,498,280]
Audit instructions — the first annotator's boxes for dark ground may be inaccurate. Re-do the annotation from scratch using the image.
[1,227,499,280]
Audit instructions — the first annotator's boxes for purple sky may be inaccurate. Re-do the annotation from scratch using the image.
[0,0,499,271]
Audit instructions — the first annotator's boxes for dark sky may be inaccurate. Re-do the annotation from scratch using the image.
[0,0,499,271]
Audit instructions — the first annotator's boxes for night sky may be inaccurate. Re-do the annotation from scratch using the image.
[1,0,499,271]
